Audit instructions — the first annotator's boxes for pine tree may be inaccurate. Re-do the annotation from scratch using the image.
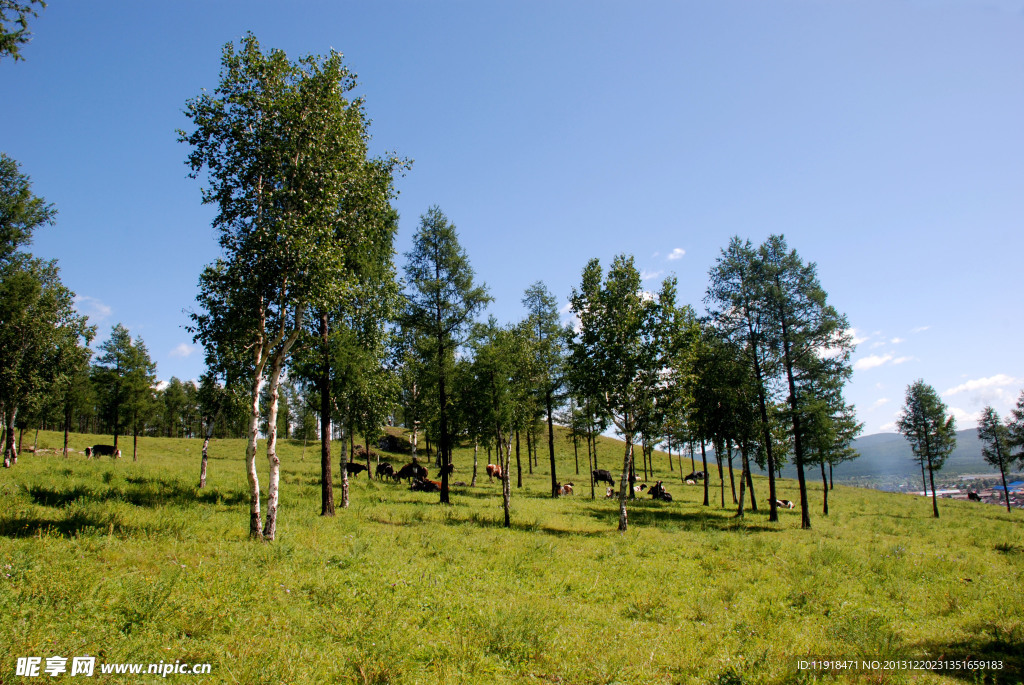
[896,380,957,518]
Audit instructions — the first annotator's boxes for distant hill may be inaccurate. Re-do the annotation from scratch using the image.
[748,429,1014,482]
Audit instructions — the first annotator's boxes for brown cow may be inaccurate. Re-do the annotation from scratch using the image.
[486,463,502,482]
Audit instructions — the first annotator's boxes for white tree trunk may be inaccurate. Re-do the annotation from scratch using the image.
[340,422,349,508]
[501,435,511,527]
[3,406,16,467]
[245,367,265,539]
[618,437,633,532]
[262,352,286,540]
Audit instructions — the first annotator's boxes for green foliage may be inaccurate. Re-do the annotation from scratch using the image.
[897,380,957,473]
[92,323,156,449]
[0,153,55,263]
[0,1,45,62]
[0,256,92,465]
[402,206,490,487]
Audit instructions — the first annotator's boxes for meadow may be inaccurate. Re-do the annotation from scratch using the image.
[0,430,1021,685]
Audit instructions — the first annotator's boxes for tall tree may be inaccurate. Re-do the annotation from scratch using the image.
[123,335,156,461]
[0,257,91,466]
[896,380,957,518]
[759,235,853,529]
[0,1,45,62]
[522,281,568,498]
[182,34,401,540]
[977,406,1013,513]
[402,205,490,504]
[569,255,667,531]
[1007,391,1024,470]
[93,323,136,452]
[706,238,784,521]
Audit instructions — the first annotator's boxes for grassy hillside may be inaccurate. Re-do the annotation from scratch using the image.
[1,429,1021,684]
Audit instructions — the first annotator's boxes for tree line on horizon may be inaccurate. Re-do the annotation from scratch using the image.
[5,31,1024,539]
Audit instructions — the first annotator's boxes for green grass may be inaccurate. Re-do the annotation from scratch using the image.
[1,429,1022,684]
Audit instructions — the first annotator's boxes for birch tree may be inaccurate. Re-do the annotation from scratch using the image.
[182,33,401,540]
[522,282,569,498]
[569,255,667,531]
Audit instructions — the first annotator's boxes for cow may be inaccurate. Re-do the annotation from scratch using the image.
[605,486,615,498]
[345,462,368,476]
[968,492,982,502]
[395,461,428,483]
[88,445,120,459]
[486,463,503,482]
[684,471,705,481]
[438,463,454,478]
[634,483,647,493]
[410,477,441,493]
[592,469,615,487]
[648,481,672,501]
[775,499,794,509]
[375,462,395,480]
[684,478,696,485]
[556,482,574,496]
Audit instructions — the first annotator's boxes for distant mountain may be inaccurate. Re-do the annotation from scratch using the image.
[752,429,1013,482]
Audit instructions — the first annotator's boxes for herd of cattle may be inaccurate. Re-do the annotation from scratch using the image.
[82,443,800,510]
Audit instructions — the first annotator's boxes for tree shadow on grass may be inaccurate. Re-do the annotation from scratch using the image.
[906,623,1023,684]
[0,510,137,538]
[27,480,249,510]
[436,512,609,537]
[578,502,784,533]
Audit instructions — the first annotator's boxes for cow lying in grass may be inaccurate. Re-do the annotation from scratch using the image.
[409,477,442,492]
[648,481,672,502]
[775,499,794,509]
[683,471,705,481]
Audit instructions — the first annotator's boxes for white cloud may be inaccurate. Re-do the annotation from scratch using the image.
[169,343,197,358]
[891,337,904,344]
[870,398,890,410]
[848,328,869,346]
[948,406,980,428]
[73,295,112,321]
[666,248,685,261]
[559,302,572,314]
[912,326,930,333]
[640,270,664,281]
[878,422,897,433]
[155,380,169,391]
[892,356,913,365]
[943,374,1020,397]
[870,341,886,349]
[640,290,655,302]
[854,353,893,371]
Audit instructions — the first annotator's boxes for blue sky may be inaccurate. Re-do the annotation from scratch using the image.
[2,1,1022,434]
